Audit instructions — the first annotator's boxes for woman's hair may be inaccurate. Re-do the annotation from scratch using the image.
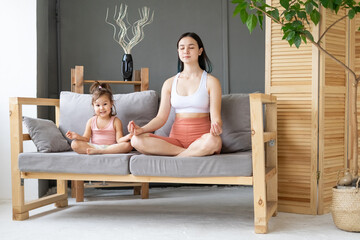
[89,81,116,116]
[177,32,212,73]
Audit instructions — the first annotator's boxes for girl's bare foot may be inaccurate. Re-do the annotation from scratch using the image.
[86,148,100,155]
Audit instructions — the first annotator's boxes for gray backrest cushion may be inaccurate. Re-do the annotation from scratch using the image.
[154,93,251,153]
[154,107,175,137]
[59,90,159,142]
[220,94,251,153]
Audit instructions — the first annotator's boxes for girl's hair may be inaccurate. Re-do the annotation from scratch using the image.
[176,32,212,73]
[89,81,116,116]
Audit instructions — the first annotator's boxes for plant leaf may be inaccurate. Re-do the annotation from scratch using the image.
[257,11,264,30]
[349,9,355,19]
[286,31,295,41]
[294,34,302,48]
[246,14,258,34]
[305,2,313,14]
[240,9,249,23]
[280,0,290,10]
[269,9,280,21]
[310,9,320,25]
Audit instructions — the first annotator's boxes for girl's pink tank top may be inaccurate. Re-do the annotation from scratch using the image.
[90,116,117,145]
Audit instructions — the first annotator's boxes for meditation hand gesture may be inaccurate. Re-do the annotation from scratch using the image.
[65,130,80,140]
[127,121,144,136]
[210,122,222,136]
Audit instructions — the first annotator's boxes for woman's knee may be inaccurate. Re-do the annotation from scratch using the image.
[130,134,149,151]
[202,134,222,153]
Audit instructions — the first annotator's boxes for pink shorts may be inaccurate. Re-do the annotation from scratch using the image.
[149,117,211,148]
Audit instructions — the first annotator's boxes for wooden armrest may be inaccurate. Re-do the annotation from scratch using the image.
[9,97,59,107]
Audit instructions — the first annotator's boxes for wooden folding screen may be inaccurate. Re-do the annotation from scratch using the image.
[266,1,354,214]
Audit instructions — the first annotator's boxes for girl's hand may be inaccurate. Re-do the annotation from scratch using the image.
[66,130,79,140]
[123,133,132,142]
[210,122,222,136]
[127,121,144,136]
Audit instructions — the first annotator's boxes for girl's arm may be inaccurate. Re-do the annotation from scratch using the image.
[207,75,223,136]
[114,117,128,143]
[128,78,173,135]
[66,119,92,142]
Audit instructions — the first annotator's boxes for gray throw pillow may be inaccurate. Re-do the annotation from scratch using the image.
[59,90,159,142]
[220,94,251,153]
[23,116,71,153]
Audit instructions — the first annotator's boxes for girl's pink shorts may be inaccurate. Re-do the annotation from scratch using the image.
[149,116,211,148]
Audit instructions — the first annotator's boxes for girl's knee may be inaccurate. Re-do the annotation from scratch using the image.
[71,140,79,150]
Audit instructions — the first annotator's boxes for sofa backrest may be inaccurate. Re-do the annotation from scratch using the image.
[59,91,251,153]
[59,90,159,142]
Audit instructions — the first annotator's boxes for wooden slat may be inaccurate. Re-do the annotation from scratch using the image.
[21,172,254,185]
[266,201,277,221]
[84,80,142,85]
[14,194,67,213]
[263,132,276,143]
[84,182,142,188]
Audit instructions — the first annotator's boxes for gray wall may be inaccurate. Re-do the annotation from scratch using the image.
[56,0,265,94]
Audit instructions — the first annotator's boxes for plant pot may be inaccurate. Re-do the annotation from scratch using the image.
[331,179,360,232]
[122,54,133,81]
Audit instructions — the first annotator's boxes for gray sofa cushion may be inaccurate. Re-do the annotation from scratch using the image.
[59,90,159,142]
[129,151,252,177]
[18,151,132,175]
[220,94,251,153]
[23,116,71,153]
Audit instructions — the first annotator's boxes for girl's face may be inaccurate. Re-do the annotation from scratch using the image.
[93,95,112,118]
[177,37,203,64]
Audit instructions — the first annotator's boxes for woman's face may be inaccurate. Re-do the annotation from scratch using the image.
[177,36,203,64]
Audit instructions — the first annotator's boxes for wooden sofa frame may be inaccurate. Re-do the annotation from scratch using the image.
[9,92,277,234]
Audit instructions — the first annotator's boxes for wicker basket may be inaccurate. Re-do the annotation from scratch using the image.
[331,178,360,232]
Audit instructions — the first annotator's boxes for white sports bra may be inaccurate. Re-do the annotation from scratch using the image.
[170,71,210,113]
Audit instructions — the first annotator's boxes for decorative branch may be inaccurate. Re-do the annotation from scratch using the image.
[105,4,154,54]
[318,14,348,42]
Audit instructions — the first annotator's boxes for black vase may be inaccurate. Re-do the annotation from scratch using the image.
[122,54,133,81]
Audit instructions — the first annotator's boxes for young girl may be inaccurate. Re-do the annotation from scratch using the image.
[66,81,132,155]
[128,32,222,157]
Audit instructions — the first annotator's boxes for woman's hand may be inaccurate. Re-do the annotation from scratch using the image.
[66,130,79,140]
[210,122,222,136]
[127,121,144,136]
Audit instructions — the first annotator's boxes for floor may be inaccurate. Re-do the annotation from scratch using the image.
[0,186,358,240]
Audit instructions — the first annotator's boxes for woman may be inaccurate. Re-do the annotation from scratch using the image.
[128,32,222,157]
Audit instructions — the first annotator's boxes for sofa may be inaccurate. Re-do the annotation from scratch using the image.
[9,90,277,234]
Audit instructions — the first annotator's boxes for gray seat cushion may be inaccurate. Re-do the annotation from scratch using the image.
[129,151,252,177]
[18,151,132,175]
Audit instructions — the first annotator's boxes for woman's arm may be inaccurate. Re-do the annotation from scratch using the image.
[128,78,173,135]
[207,75,223,136]
[66,118,92,142]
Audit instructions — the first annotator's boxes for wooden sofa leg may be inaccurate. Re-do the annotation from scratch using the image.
[55,199,68,208]
[141,183,149,199]
[134,186,141,195]
[255,224,268,234]
[13,211,29,221]
[75,181,84,202]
